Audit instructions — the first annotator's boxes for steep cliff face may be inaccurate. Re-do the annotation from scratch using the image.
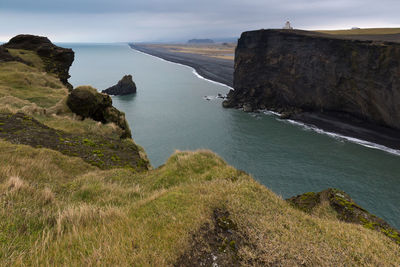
[3,34,74,89]
[224,29,400,130]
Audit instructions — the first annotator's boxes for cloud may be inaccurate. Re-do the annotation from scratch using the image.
[1,0,399,42]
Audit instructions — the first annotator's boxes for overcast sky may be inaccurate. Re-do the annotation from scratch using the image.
[1,0,399,42]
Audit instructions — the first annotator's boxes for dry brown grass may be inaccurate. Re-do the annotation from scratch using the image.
[4,176,27,192]
[0,145,399,266]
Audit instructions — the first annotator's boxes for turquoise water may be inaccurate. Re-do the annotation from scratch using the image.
[68,43,400,229]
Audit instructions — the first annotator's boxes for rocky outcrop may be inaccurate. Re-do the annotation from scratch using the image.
[67,86,132,138]
[287,188,400,245]
[102,75,137,95]
[224,29,400,131]
[3,34,74,90]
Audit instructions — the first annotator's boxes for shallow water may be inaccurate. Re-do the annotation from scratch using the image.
[68,43,400,228]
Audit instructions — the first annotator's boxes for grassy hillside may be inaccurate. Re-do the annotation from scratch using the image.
[0,42,399,266]
[317,28,400,35]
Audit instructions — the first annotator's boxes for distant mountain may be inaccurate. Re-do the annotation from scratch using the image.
[187,39,214,44]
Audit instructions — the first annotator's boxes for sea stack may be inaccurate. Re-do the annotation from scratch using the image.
[102,75,137,96]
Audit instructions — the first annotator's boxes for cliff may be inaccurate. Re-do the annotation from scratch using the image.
[224,29,400,132]
[1,35,399,266]
[2,34,74,89]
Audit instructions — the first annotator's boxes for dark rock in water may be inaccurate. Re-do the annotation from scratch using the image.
[287,188,400,245]
[67,86,132,138]
[102,75,137,96]
[226,29,400,131]
[3,34,74,90]
[217,93,227,99]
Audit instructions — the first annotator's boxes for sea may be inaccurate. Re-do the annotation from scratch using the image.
[66,43,400,229]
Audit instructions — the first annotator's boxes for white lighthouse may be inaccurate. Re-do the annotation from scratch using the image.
[283,21,293,30]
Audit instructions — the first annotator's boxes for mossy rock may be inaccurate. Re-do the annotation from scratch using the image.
[67,86,112,121]
[287,188,400,245]
[67,86,131,138]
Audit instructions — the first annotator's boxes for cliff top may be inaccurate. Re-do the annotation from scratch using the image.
[241,29,400,45]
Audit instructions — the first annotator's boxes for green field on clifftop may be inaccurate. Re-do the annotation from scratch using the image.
[318,28,400,35]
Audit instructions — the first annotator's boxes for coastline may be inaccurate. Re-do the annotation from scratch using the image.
[129,43,400,155]
[129,43,234,87]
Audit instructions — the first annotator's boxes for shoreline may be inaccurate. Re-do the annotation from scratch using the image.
[130,44,234,87]
[129,43,400,155]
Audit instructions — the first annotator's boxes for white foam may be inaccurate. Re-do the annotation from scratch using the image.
[132,47,233,89]
[284,119,400,156]
[261,109,281,116]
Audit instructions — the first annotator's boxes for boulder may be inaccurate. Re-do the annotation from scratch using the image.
[67,86,132,138]
[243,103,253,112]
[3,34,74,90]
[102,75,137,96]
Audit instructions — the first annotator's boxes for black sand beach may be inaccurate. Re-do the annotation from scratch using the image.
[129,43,400,152]
[130,44,234,87]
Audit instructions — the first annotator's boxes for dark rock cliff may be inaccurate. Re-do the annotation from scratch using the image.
[102,75,137,95]
[3,34,74,90]
[223,29,400,131]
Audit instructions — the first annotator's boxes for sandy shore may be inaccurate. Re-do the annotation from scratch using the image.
[129,43,400,152]
[130,44,234,87]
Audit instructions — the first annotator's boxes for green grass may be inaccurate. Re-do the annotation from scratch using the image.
[0,62,67,108]
[317,28,400,35]
[7,49,45,70]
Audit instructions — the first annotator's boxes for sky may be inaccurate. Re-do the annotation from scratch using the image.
[1,0,400,42]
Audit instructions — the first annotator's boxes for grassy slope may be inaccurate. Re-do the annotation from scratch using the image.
[0,48,399,266]
[317,28,400,35]
[1,146,399,265]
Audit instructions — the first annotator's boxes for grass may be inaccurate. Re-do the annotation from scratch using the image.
[0,146,399,266]
[7,49,45,70]
[0,62,67,108]
[35,114,124,140]
[317,28,400,35]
